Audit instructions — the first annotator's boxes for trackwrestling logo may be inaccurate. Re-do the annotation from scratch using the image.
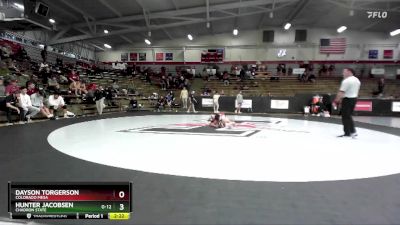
[117,120,309,137]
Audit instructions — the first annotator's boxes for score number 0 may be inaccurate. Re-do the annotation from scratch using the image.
[119,191,125,211]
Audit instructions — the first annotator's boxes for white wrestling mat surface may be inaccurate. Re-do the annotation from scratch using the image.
[48,115,400,182]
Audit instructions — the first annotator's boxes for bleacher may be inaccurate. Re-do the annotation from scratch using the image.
[1,46,399,124]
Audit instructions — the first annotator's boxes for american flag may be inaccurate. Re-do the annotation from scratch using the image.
[320,38,346,54]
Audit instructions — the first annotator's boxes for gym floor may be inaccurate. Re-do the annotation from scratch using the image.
[1,112,400,225]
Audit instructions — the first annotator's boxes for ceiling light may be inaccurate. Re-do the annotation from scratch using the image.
[13,3,24,10]
[337,26,347,33]
[284,23,291,30]
[49,18,55,24]
[187,34,193,41]
[104,44,112,49]
[145,39,151,45]
[104,29,109,34]
[390,29,400,36]
[233,28,238,36]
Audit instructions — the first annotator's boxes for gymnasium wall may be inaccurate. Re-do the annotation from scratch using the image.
[96,27,400,63]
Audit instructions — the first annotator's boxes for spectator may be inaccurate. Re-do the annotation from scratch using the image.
[187,91,197,113]
[31,90,53,119]
[202,68,209,81]
[80,81,88,96]
[166,91,175,111]
[39,62,51,85]
[111,80,119,92]
[235,91,243,114]
[0,90,24,125]
[160,75,167,90]
[69,79,82,96]
[180,87,188,109]
[105,87,117,106]
[19,87,40,122]
[5,79,20,95]
[56,57,63,67]
[26,82,38,96]
[129,97,140,111]
[308,73,316,83]
[86,82,97,100]
[223,72,230,86]
[372,77,385,97]
[94,86,106,115]
[40,45,47,62]
[155,96,166,112]
[145,72,151,84]
[0,77,5,96]
[213,91,220,113]
[47,76,60,92]
[240,68,245,81]
[48,92,74,118]
[68,69,80,83]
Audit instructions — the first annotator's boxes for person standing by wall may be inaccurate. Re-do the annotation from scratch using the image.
[187,91,197,113]
[213,90,220,113]
[180,87,188,109]
[94,86,106,115]
[40,45,47,63]
[333,68,361,138]
[235,91,243,114]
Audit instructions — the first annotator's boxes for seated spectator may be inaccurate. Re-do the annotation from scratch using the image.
[19,87,40,122]
[0,77,5,96]
[69,80,82,96]
[308,95,329,117]
[48,92,74,118]
[372,77,385,96]
[5,79,20,95]
[105,87,118,106]
[56,57,63,67]
[94,86,106,115]
[86,82,97,99]
[166,91,175,111]
[223,72,230,86]
[299,72,308,82]
[155,96,166,112]
[308,73,316,83]
[111,80,120,92]
[68,69,80,84]
[0,90,24,125]
[8,60,20,73]
[129,97,141,111]
[39,62,51,85]
[31,90,53,119]
[167,75,173,89]
[80,81,89,95]
[15,47,29,61]
[47,76,60,92]
[26,82,38,96]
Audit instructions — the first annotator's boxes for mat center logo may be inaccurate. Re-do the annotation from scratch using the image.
[118,120,308,137]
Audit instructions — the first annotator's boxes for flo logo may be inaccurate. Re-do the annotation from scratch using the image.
[367,11,388,19]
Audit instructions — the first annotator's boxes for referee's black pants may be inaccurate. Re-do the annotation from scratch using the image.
[341,98,357,136]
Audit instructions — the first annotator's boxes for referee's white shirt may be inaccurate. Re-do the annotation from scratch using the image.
[339,76,361,98]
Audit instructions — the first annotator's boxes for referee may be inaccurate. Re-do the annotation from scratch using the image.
[333,68,361,138]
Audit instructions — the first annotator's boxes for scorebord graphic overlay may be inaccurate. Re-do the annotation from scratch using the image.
[8,182,132,220]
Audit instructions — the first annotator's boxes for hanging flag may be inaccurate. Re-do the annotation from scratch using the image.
[320,38,346,54]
